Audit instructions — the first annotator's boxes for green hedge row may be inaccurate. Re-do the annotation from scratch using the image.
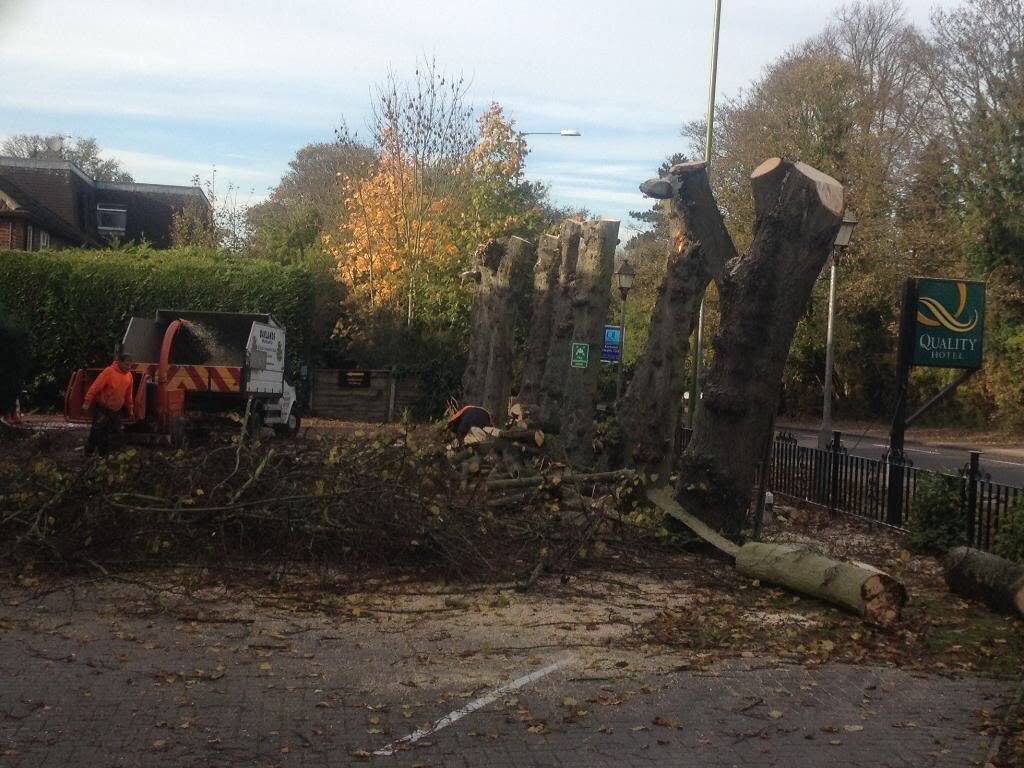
[0,247,317,406]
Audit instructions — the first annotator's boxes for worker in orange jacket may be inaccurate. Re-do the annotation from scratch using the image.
[83,353,135,456]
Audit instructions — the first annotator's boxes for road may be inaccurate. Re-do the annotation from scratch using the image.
[782,425,1024,487]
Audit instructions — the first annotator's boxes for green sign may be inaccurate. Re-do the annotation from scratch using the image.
[912,278,985,369]
[570,342,590,369]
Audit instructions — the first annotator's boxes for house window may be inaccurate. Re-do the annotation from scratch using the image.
[96,204,127,236]
[40,230,50,249]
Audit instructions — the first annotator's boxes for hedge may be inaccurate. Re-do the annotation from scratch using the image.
[0,247,317,406]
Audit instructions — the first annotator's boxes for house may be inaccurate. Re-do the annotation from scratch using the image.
[0,156,211,251]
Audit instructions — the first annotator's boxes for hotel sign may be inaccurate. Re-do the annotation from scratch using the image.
[912,278,985,369]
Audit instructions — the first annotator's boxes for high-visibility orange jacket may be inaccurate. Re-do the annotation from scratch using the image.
[84,364,134,413]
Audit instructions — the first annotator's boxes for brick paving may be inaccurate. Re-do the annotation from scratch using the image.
[0,578,1012,768]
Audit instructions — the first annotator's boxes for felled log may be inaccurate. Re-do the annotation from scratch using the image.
[677,158,845,533]
[487,469,634,492]
[736,543,907,626]
[647,489,906,626]
[944,546,1024,617]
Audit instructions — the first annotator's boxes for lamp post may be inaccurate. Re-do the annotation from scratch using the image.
[520,129,581,136]
[689,0,724,429]
[615,259,636,400]
[817,213,859,450]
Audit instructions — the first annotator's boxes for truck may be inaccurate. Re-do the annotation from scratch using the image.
[65,310,300,443]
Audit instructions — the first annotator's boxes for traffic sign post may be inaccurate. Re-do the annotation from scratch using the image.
[570,342,590,369]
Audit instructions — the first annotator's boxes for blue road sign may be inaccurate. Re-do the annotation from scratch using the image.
[601,325,622,363]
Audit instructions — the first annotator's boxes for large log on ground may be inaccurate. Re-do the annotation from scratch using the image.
[536,220,583,428]
[647,489,906,626]
[560,219,619,466]
[462,236,534,421]
[735,542,907,626]
[519,234,562,407]
[944,546,1024,617]
[677,158,845,533]
[612,162,734,478]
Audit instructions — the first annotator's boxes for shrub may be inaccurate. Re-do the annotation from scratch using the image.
[0,247,318,406]
[994,496,1024,564]
[907,473,967,553]
[0,302,31,413]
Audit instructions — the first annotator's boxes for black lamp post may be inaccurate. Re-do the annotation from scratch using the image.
[615,259,636,400]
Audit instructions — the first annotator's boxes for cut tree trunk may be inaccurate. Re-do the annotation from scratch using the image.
[560,219,619,466]
[536,220,583,428]
[944,546,1024,617]
[736,542,907,626]
[462,236,534,421]
[647,489,906,626]
[677,158,845,533]
[613,162,734,479]
[519,233,562,407]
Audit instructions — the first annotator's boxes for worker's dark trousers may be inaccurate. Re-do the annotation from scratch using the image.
[85,406,122,457]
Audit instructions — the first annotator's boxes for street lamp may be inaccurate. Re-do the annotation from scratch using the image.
[520,129,581,136]
[817,213,859,450]
[615,259,636,400]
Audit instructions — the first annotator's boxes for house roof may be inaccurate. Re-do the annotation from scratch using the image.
[0,175,96,245]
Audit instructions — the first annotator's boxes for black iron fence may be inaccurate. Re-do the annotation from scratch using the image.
[764,431,1022,552]
[678,426,1021,552]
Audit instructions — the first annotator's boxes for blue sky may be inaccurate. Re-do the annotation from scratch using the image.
[0,0,951,239]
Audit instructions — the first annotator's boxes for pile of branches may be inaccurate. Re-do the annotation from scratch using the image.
[0,424,642,583]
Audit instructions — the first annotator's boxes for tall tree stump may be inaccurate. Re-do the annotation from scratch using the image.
[613,162,733,479]
[677,158,844,533]
[536,220,583,427]
[560,219,619,466]
[519,233,562,407]
[462,236,534,421]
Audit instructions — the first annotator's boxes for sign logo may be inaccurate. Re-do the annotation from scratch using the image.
[570,342,590,369]
[917,282,978,333]
[912,278,985,369]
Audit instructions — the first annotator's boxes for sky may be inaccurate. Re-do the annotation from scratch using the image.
[0,0,953,240]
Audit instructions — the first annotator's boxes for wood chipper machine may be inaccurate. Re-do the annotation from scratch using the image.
[65,310,300,443]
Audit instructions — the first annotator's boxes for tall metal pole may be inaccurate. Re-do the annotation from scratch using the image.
[616,291,628,401]
[689,0,723,429]
[818,249,839,449]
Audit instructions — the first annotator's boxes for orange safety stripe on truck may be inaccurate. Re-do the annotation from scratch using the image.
[208,366,241,392]
[137,364,242,392]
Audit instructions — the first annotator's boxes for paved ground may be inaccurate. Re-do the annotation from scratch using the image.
[0,572,1013,768]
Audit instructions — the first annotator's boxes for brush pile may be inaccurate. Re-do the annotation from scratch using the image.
[0,423,641,584]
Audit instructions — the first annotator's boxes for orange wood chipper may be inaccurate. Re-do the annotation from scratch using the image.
[65,310,300,444]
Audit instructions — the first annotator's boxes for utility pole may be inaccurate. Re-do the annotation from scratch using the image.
[689,0,723,428]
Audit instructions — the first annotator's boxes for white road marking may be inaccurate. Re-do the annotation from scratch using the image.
[904,447,942,456]
[372,655,575,756]
[986,458,1024,467]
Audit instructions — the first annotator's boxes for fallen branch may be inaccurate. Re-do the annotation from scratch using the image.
[944,546,1024,617]
[488,470,634,492]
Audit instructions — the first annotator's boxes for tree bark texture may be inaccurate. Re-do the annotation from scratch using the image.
[944,546,1024,617]
[559,219,619,466]
[462,236,534,421]
[613,162,734,479]
[735,542,907,626]
[647,489,906,625]
[536,220,583,427]
[677,158,844,533]
[518,234,562,407]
